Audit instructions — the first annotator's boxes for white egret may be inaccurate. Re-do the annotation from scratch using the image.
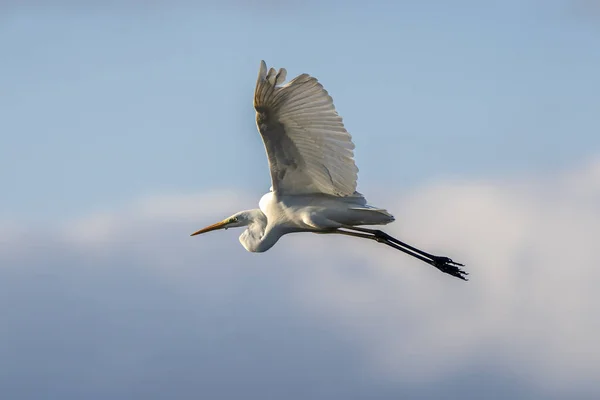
[192,61,467,280]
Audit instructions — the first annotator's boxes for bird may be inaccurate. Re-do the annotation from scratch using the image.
[191,60,468,281]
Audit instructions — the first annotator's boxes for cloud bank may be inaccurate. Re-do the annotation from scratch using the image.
[1,158,599,399]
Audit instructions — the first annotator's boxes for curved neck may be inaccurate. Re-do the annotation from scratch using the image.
[238,209,281,253]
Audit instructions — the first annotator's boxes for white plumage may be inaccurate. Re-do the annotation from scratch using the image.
[254,60,358,197]
[191,61,468,281]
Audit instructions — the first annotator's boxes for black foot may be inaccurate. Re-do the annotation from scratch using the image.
[432,257,469,281]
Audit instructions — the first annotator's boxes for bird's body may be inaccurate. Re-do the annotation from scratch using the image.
[192,61,468,280]
[237,191,395,252]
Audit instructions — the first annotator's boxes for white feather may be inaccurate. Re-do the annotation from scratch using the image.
[253,60,358,197]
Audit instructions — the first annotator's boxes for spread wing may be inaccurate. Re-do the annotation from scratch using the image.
[253,60,359,197]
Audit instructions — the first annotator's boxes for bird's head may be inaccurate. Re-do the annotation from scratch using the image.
[190,211,252,236]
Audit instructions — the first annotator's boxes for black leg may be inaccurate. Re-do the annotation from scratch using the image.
[331,229,434,265]
[337,226,469,281]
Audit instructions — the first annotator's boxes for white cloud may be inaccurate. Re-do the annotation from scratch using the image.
[293,156,600,393]
[1,157,599,399]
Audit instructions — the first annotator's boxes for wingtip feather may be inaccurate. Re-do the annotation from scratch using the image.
[275,68,287,85]
[266,67,277,85]
[258,60,267,81]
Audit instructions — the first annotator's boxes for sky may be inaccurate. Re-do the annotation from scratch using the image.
[1,1,599,399]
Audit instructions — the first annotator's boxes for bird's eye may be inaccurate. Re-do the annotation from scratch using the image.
[231,217,238,223]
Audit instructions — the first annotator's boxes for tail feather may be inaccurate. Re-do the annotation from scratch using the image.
[346,205,395,226]
[350,205,393,216]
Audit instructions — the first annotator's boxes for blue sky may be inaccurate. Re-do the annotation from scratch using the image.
[1,2,600,399]
[2,0,599,221]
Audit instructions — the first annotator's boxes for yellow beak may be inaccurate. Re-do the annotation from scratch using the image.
[190,220,229,236]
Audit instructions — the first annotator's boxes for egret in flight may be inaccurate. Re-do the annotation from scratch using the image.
[191,61,468,280]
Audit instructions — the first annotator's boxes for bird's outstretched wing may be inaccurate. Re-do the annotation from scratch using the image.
[253,60,358,197]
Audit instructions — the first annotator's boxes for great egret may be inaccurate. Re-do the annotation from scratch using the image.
[192,61,468,280]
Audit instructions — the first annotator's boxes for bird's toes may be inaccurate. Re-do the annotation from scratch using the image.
[433,257,469,281]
